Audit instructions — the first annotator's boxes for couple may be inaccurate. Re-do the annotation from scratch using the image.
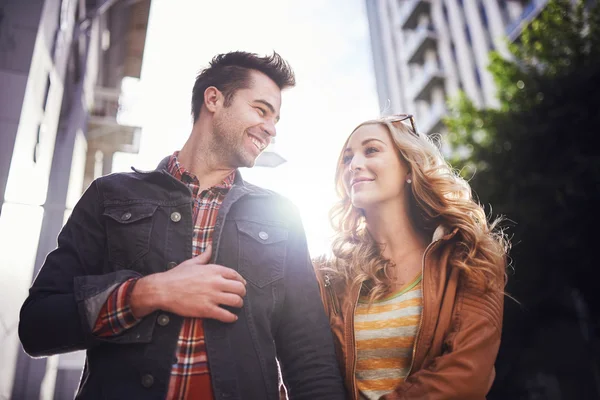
[19,51,507,400]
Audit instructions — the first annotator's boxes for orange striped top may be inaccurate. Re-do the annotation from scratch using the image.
[354,274,423,400]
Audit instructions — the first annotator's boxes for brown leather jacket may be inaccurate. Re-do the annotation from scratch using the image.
[315,227,504,400]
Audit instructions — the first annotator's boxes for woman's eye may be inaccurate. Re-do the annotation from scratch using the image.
[342,154,352,164]
[365,147,379,155]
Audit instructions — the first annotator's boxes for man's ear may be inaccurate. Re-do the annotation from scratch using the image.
[204,86,222,112]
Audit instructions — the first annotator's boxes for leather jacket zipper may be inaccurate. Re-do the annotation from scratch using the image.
[323,274,340,315]
[406,240,439,377]
[350,288,361,400]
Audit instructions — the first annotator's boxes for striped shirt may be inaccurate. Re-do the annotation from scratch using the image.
[93,152,235,399]
[354,274,423,400]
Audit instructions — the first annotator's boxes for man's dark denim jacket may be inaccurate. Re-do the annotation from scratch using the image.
[19,157,346,400]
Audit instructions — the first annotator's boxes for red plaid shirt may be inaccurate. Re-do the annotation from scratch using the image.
[93,152,235,399]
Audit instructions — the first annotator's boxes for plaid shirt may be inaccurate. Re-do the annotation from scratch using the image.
[93,152,235,399]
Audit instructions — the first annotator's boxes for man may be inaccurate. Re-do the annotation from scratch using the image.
[19,52,346,400]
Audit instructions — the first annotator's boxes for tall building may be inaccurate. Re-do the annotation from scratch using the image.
[364,0,547,135]
[0,0,151,398]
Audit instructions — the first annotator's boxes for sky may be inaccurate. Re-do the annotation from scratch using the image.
[113,0,381,256]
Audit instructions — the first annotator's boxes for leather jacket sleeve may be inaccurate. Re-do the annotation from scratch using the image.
[382,287,503,400]
[19,180,156,358]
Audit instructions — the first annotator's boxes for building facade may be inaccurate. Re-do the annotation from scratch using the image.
[0,0,151,398]
[364,0,550,135]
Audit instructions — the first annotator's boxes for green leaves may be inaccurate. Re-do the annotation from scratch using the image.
[445,0,600,308]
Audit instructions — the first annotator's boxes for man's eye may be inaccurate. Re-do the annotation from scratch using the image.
[256,107,266,116]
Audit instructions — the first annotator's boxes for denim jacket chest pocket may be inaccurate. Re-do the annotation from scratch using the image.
[236,220,288,288]
[103,203,158,268]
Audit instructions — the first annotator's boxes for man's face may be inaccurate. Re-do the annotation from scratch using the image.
[211,70,282,168]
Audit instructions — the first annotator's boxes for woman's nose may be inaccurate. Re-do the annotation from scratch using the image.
[349,155,364,172]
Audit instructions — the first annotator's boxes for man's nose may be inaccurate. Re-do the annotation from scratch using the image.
[262,120,276,138]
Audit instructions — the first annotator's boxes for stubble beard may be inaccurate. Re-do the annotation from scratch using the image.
[212,117,254,169]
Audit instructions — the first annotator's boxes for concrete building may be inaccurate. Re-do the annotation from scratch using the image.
[364,0,550,135]
[0,0,151,398]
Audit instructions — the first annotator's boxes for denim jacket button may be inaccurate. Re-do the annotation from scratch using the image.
[170,212,181,222]
[167,261,177,270]
[141,374,154,388]
[157,314,170,326]
[258,231,269,240]
[121,212,132,221]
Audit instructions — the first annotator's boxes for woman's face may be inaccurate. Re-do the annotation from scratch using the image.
[341,123,411,210]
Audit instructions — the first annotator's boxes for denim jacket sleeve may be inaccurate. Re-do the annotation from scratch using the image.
[19,180,157,358]
[274,209,346,400]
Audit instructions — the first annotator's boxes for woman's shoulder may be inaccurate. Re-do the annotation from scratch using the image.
[311,255,348,288]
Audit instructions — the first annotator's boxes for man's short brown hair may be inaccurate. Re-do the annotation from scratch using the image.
[191,51,296,122]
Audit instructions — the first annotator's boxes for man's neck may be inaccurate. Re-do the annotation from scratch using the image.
[178,127,235,192]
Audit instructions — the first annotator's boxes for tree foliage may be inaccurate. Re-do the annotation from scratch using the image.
[444,1,600,397]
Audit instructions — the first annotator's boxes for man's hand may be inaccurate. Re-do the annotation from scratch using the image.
[130,245,247,323]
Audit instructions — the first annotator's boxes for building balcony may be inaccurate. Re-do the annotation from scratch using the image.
[255,138,286,167]
[87,86,141,154]
[405,25,438,64]
[409,63,445,102]
[255,150,286,168]
[506,0,549,42]
[418,103,447,135]
[399,0,432,30]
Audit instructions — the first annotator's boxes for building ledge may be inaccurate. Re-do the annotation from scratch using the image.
[419,103,446,135]
[410,64,445,102]
[255,151,286,168]
[406,25,438,64]
[506,0,549,42]
[399,0,432,31]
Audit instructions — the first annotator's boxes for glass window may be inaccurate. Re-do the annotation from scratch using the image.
[479,2,488,27]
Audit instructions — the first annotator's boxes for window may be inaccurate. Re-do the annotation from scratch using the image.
[499,0,510,24]
[42,76,51,111]
[479,2,488,28]
[475,68,482,87]
[489,35,495,50]
[465,26,472,45]
[442,4,449,21]
[33,124,43,163]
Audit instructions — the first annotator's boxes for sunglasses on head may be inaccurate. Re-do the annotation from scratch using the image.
[383,114,418,136]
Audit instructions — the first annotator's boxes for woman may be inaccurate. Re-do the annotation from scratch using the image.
[315,115,508,400]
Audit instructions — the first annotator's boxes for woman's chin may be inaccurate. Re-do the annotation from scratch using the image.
[351,196,375,210]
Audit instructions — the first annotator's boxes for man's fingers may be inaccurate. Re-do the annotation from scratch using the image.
[218,266,247,285]
[207,306,238,323]
[217,293,244,308]
[194,245,212,264]
[219,279,247,297]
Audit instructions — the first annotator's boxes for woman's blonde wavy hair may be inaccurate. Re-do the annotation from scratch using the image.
[320,117,508,303]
